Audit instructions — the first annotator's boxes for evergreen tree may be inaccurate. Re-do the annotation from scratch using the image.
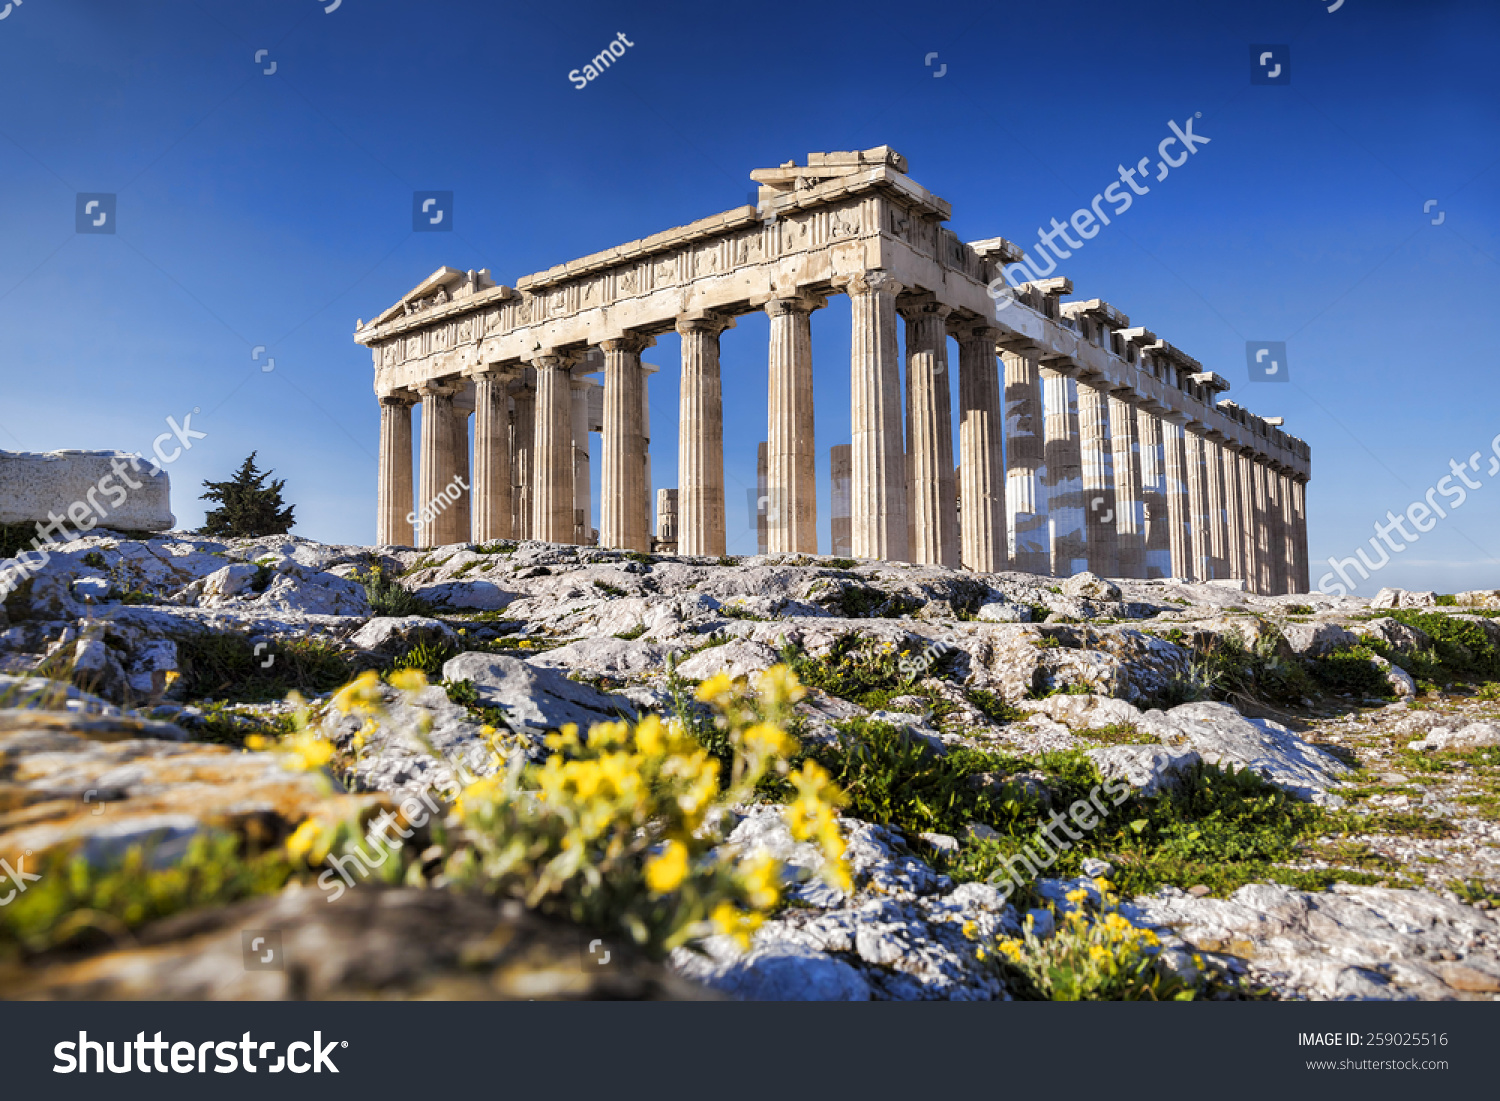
[199,452,296,537]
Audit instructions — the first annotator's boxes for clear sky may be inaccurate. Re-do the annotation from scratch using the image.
[1,0,1496,595]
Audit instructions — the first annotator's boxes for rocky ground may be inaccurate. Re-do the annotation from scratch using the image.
[2,530,1498,1000]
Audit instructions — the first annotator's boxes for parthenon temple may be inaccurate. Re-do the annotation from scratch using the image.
[356,147,1311,595]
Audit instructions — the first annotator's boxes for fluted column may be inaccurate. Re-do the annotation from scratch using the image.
[1109,393,1145,578]
[1292,476,1311,593]
[843,271,908,562]
[1162,419,1193,580]
[1251,459,1274,594]
[1041,368,1084,576]
[676,311,734,557]
[511,376,536,541]
[1278,468,1298,595]
[1184,429,1211,581]
[1237,452,1261,592]
[449,396,472,545]
[377,392,415,547]
[1203,433,1227,579]
[1266,464,1289,594]
[1137,409,1170,579]
[830,444,852,556]
[1003,347,1048,575]
[570,376,598,546]
[470,369,513,543]
[765,295,822,555]
[530,352,577,545]
[601,334,654,552]
[1077,379,1118,578]
[955,323,1006,573]
[900,296,957,567]
[416,381,461,548]
[1219,442,1245,582]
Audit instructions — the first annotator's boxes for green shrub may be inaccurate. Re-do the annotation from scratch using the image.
[967,688,1026,725]
[391,640,458,678]
[1386,610,1500,682]
[1308,645,1392,698]
[176,633,352,702]
[358,565,434,617]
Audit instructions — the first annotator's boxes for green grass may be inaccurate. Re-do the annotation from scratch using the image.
[613,623,648,641]
[1307,645,1393,699]
[593,580,628,598]
[1382,609,1500,683]
[175,632,353,703]
[836,585,921,619]
[390,640,459,678]
[967,688,1026,725]
[784,636,956,717]
[358,565,435,617]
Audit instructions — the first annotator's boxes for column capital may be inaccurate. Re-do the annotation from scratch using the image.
[758,293,826,318]
[896,292,953,323]
[378,389,417,407]
[675,310,737,336]
[834,270,903,299]
[527,347,582,370]
[464,361,518,382]
[415,380,458,398]
[947,318,1001,344]
[598,333,656,355]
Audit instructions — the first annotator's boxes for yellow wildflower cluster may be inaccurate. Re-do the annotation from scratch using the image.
[971,880,1198,1001]
[447,664,847,955]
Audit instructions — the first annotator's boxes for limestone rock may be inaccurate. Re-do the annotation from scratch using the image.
[1020,693,1144,730]
[0,449,174,531]
[672,941,871,1001]
[1138,701,1352,801]
[1086,745,1202,797]
[1350,617,1433,655]
[1368,653,1417,698]
[349,615,459,655]
[1282,621,1358,658]
[674,639,780,681]
[441,651,635,735]
[8,888,708,1000]
[1409,722,1500,752]
[1060,571,1122,602]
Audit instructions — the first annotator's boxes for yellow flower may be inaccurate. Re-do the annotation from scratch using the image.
[710,900,764,950]
[389,668,428,692]
[1066,887,1089,906]
[285,731,335,771]
[961,920,978,940]
[245,733,271,752]
[332,670,384,715]
[285,819,327,863]
[739,721,795,761]
[742,854,782,910]
[645,840,690,894]
[1093,877,1114,895]
[695,671,737,706]
[754,665,806,711]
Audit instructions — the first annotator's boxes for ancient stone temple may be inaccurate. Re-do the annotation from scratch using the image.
[356,147,1311,594]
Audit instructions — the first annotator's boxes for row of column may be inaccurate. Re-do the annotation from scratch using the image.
[376,271,1309,594]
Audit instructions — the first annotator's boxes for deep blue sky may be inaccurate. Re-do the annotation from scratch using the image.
[1,0,1496,593]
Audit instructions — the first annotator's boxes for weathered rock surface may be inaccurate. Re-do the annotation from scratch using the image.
[0,450,173,531]
[441,651,635,734]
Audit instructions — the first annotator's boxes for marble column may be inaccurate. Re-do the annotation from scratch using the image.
[1041,368,1085,576]
[1184,429,1211,582]
[1203,433,1228,579]
[640,362,657,546]
[416,381,461,548]
[1077,379,1118,578]
[531,352,577,545]
[1162,419,1194,580]
[1278,469,1299,595]
[450,396,472,545]
[900,297,958,567]
[1237,451,1261,593]
[765,294,822,555]
[656,488,679,552]
[1265,464,1288,595]
[1003,347,1049,575]
[1137,409,1171,579]
[1251,459,1275,595]
[570,376,598,546]
[470,368,513,543]
[955,323,1006,573]
[844,271,908,562]
[600,335,654,552]
[1292,476,1311,593]
[377,392,415,547]
[511,375,536,541]
[1109,393,1145,578]
[830,444,852,557]
[756,442,769,555]
[1218,442,1245,582]
[676,311,733,557]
